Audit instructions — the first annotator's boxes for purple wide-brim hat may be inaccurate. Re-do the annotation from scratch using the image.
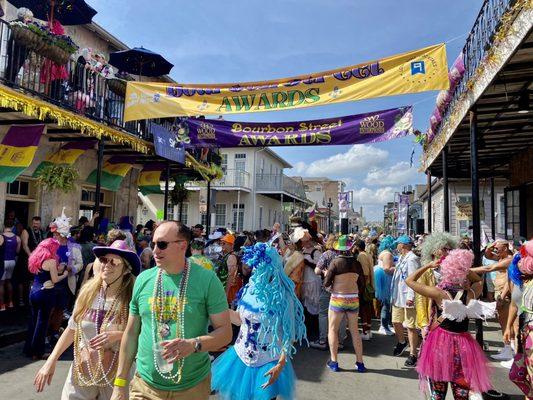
[93,240,141,276]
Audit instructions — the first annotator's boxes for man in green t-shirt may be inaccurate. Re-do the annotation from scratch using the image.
[111,221,231,400]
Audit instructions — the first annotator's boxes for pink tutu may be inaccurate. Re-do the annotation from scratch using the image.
[417,326,492,393]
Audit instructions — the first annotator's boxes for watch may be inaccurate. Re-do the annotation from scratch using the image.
[193,337,202,353]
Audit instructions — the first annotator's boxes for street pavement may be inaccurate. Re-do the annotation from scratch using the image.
[0,321,523,399]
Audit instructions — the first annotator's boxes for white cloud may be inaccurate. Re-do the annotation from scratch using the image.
[351,186,396,206]
[364,161,419,186]
[295,145,388,176]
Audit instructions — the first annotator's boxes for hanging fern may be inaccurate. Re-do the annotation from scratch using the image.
[36,164,79,193]
[169,181,189,206]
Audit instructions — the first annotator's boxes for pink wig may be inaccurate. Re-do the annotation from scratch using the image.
[519,241,533,276]
[438,249,474,288]
[28,238,60,274]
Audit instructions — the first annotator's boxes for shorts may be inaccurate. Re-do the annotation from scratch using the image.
[130,373,211,400]
[392,305,416,329]
[1,260,16,280]
[329,293,359,314]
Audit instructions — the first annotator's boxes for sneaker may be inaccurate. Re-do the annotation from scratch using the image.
[326,360,340,372]
[356,361,367,373]
[404,354,417,368]
[500,358,514,369]
[378,326,395,336]
[393,341,408,356]
[361,332,371,341]
[309,340,328,350]
[491,345,514,361]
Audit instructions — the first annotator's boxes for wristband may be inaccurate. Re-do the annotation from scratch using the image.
[114,377,127,387]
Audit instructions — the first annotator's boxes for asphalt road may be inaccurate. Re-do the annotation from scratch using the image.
[0,322,523,400]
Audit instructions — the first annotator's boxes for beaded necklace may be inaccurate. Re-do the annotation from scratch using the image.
[73,284,127,387]
[151,262,190,383]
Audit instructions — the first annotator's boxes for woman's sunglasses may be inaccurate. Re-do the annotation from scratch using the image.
[150,240,187,250]
[98,257,123,268]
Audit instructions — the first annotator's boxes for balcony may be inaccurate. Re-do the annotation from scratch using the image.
[0,20,150,141]
[187,169,251,191]
[256,173,307,202]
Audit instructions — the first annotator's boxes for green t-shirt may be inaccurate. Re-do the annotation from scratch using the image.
[129,259,228,391]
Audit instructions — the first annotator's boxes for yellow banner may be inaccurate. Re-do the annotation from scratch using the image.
[138,170,162,186]
[125,43,448,121]
[103,162,132,177]
[0,144,38,167]
[46,149,86,165]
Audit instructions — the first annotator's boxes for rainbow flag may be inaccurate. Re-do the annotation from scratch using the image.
[0,125,45,182]
[138,164,165,195]
[86,156,134,191]
[33,140,96,177]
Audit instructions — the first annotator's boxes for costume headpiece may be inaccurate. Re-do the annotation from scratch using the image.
[438,249,473,288]
[241,243,307,358]
[378,235,396,254]
[420,232,459,264]
[518,241,533,276]
[50,207,72,238]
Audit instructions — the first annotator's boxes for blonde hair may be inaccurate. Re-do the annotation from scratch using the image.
[325,234,337,250]
[73,260,134,325]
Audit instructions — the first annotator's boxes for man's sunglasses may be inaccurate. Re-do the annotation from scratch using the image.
[150,240,187,250]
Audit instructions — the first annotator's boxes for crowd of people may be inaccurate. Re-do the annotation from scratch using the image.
[2,207,533,400]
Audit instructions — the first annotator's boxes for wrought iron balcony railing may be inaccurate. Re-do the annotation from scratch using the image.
[0,19,150,141]
[437,0,516,133]
[256,173,307,200]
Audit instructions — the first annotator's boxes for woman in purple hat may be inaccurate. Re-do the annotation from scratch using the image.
[34,240,141,399]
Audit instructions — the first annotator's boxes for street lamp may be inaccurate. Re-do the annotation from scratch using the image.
[327,197,333,233]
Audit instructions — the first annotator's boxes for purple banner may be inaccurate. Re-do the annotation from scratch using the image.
[166,106,413,148]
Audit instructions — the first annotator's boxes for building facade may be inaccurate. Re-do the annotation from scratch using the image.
[138,148,309,232]
[416,178,508,239]
[0,5,140,226]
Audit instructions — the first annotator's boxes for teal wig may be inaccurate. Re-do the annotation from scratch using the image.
[241,243,308,358]
[420,232,459,264]
[379,235,396,254]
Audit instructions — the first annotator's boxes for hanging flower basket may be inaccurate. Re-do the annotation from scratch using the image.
[10,21,78,65]
[42,42,72,65]
[10,22,46,53]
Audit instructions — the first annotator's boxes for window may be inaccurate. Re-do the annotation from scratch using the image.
[167,205,175,220]
[221,154,228,172]
[259,207,263,229]
[201,213,207,226]
[316,186,322,192]
[178,203,188,225]
[505,189,521,240]
[232,204,245,231]
[304,185,309,191]
[215,204,226,227]
[235,153,246,159]
[81,188,105,203]
[268,209,272,226]
[456,195,473,237]
[7,180,29,196]
[498,194,505,234]
[260,158,265,176]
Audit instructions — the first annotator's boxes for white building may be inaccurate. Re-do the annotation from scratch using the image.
[138,148,310,232]
[417,178,508,239]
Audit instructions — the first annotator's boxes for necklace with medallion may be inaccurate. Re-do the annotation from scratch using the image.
[151,262,190,383]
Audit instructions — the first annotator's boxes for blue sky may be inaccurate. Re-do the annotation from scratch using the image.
[89,0,483,221]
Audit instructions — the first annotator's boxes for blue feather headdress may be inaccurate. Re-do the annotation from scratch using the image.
[240,243,308,358]
[508,253,523,287]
